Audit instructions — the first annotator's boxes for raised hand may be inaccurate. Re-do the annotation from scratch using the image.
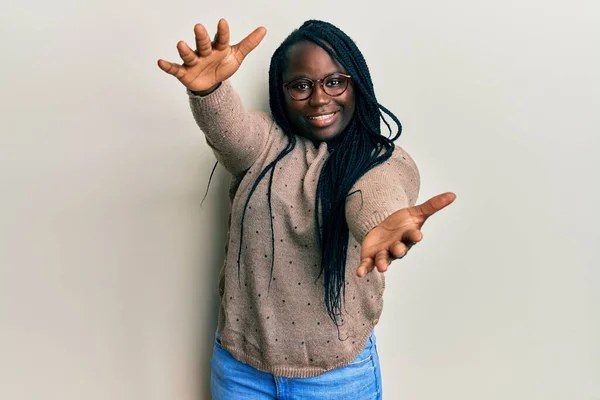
[157,19,266,93]
[356,192,456,277]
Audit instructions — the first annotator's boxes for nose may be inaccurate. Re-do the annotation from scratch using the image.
[309,82,330,106]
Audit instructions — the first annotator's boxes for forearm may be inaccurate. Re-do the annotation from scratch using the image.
[188,81,272,174]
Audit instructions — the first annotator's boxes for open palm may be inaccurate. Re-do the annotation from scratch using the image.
[357,192,456,277]
[157,19,266,93]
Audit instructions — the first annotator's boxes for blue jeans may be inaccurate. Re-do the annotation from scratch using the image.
[210,331,382,399]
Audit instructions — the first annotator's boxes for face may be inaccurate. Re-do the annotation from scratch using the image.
[282,41,356,143]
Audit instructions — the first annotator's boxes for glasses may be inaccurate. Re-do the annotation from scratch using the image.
[283,73,352,101]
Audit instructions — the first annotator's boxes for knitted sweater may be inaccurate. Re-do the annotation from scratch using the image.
[189,81,420,378]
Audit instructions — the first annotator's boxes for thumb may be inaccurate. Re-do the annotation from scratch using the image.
[409,192,456,220]
[234,26,267,61]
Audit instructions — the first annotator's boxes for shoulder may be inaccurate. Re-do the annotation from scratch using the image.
[351,145,420,204]
[372,145,419,180]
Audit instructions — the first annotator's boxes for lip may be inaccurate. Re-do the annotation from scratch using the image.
[305,111,339,128]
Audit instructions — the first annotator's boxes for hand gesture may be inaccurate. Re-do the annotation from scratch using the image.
[356,192,456,277]
[157,19,266,93]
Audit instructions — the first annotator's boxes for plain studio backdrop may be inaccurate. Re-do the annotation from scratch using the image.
[1,0,598,399]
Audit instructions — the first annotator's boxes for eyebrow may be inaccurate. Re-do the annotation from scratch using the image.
[284,71,346,82]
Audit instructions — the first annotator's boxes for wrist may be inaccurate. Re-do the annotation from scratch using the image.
[191,82,222,96]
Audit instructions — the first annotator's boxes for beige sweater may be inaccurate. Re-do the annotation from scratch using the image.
[189,81,420,378]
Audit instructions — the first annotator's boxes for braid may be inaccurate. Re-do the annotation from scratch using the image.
[237,20,402,325]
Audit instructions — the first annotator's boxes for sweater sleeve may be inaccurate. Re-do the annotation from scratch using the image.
[188,80,274,175]
[345,146,421,243]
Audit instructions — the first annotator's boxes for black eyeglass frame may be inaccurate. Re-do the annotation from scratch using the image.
[283,73,352,101]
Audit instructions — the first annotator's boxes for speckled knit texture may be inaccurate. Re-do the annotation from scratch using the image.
[189,81,420,378]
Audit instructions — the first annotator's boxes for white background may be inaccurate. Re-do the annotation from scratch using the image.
[1,0,598,399]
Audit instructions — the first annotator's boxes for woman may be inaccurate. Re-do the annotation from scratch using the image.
[158,19,455,399]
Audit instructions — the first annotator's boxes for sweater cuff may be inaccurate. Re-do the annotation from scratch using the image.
[187,80,232,111]
[351,211,397,243]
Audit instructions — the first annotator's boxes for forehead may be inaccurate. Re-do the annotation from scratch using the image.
[283,41,346,80]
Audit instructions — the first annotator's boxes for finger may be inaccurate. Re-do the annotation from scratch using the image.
[233,26,267,62]
[409,192,456,220]
[401,229,423,246]
[177,40,198,65]
[213,18,230,50]
[356,258,374,278]
[194,24,213,57]
[375,250,391,273]
[390,241,409,259]
[157,59,187,79]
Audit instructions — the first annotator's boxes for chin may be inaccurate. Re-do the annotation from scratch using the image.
[306,126,344,142]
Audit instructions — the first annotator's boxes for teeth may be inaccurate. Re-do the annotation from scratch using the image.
[309,113,335,120]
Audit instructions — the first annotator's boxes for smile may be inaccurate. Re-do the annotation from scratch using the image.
[308,112,337,120]
[305,111,340,129]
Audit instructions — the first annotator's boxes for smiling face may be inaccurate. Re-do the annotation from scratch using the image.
[282,41,356,143]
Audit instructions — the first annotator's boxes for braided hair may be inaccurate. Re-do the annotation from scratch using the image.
[237,20,402,325]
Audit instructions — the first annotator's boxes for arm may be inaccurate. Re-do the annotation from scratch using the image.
[157,19,269,173]
[188,81,273,174]
[346,147,456,277]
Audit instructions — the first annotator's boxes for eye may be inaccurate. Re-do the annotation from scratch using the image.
[325,75,348,87]
[290,80,312,91]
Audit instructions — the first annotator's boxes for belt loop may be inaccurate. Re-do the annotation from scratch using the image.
[370,330,376,347]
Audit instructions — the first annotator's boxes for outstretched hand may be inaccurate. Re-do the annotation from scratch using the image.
[157,19,266,93]
[356,192,456,277]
